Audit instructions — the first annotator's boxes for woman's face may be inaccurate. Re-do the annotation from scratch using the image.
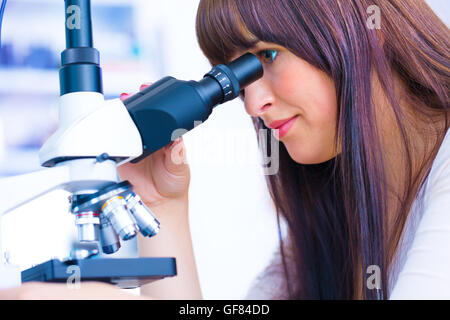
[232,41,339,164]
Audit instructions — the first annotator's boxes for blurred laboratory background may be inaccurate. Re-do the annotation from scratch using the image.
[0,0,448,299]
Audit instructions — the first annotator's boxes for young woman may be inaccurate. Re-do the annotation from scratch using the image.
[1,0,448,300]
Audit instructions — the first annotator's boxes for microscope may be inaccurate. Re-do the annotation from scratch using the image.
[0,0,262,289]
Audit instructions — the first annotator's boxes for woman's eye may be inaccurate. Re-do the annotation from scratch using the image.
[259,49,278,63]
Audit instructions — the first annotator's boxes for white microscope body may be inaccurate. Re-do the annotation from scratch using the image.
[0,91,143,288]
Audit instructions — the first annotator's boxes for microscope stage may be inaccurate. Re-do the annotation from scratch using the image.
[21,257,177,289]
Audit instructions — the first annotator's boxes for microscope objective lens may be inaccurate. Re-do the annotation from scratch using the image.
[101,196,138,241]
[99,212,121,254]
[125,193,160,237]
[75,211,100,242]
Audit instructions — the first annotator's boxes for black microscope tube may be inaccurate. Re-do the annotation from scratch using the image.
[65,0,93,49]
[60,0,103,95]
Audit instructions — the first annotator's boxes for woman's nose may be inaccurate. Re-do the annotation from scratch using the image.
[243,78,274,117]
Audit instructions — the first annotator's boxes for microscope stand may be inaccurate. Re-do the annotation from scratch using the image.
[21,257,177,289]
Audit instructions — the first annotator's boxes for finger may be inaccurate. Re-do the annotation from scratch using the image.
[139,82,153,91]
[0,282,49,300]
[120,82,153,101]
[0,286,20,299]
[119,92,133,101]
[164,137,189,174]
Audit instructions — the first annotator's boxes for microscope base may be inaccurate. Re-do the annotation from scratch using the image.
[21,257,176,289]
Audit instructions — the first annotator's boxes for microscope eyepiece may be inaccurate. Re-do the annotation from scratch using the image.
[227,53,264,90]
[124,53,263,162]
[204,53,263,103]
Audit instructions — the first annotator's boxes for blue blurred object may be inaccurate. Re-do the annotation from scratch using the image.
[24,46,58,69]
[0,42,13,65]
[0,0,6,48]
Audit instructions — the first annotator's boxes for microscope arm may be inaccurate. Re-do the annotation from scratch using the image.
[0,158,118,266]
[0,166,69,269]
[0,157,118,216]
[0,165,69,216]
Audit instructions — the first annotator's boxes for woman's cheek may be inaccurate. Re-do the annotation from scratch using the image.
[301,97,338,163]
[277,75,338,163]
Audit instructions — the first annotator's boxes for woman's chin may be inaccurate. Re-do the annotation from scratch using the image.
[285,143,336,165]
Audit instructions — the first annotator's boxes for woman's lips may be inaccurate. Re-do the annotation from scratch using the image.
[268,115,299,139]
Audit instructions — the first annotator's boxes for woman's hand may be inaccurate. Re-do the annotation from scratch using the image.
[0,282,148,300]
[118,83,190,209]
[118,85,201,300]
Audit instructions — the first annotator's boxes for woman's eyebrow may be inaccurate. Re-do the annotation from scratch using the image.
[229,42,268,61]
[250,42,283,53]
[230,47,255,60]
[250,42,264,51]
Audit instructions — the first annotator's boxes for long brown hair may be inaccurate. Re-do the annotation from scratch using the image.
[196,0,449,299]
